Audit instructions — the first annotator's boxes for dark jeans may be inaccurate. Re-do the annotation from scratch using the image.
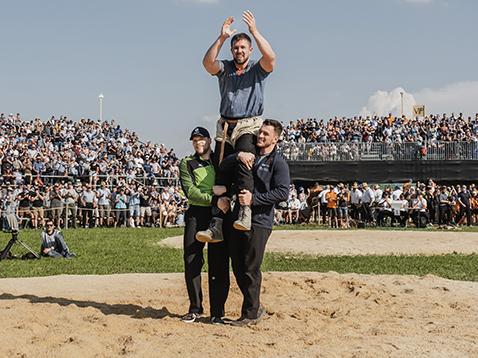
[361,203,373,223]
[214,133,256,193]
[183,205,229,317]
[229,224,272,319]
[439,205,451,225]
[459,206,472,226]
[82,203,94,227]
[412,210,429,228]
[377,209,394,226]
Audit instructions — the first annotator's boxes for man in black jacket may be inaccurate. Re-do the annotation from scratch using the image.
[226,119,290,326]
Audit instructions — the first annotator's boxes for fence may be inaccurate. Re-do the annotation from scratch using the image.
[280,141,478,162]
[0,174,180,190]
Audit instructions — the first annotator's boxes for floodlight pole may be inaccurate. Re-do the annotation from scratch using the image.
[99,93,104,122]
[400,91,404,117]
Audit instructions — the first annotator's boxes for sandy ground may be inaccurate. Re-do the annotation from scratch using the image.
[160,230,478,256]
[2,230,478,357]
[0,272,477,357]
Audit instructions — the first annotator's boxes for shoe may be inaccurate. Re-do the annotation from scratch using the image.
[196,217,223,243]
[230,306,266,327]
[180,312,202,323]
[210,316,226,325]
[233,205,252,231]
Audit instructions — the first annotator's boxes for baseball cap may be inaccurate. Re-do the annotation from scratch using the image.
[189,127,210,140]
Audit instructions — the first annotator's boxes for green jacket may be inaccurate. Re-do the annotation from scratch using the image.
[179,153,215,207]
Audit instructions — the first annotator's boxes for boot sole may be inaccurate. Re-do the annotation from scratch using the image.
[195,232,223,244]
[233,222,251,231]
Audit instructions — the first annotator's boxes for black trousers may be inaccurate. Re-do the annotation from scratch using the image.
[439,205,451,225]
[214,133,256,193]
[229,225,272,319]
[183,205,229,317]
[361,203,373,223]
[377,209,394,226]
[82,203,94,227]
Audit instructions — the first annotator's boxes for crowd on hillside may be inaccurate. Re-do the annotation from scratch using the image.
[282,113,478,144]
[0,113,186,229]
[277,179,477,229]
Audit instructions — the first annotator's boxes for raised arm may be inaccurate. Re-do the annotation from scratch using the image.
[242,10,276,73]
[203,16,236,75]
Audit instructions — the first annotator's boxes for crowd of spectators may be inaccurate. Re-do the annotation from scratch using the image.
[3,113,478,231]
[0,113,186,229]
[276,179,478,229]
[283,113,478,144]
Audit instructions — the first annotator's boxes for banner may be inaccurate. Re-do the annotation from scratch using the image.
[413,105,425,117]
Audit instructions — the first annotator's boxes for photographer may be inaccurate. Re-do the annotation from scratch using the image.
[40,220,75,258]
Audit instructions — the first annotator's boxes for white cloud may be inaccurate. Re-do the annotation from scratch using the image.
[360,81,478,118]
[360,87,416,117]
[413,81,478,117]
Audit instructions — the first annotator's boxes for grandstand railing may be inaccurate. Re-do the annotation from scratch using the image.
[279,141,478,161]
[0,174,180,189]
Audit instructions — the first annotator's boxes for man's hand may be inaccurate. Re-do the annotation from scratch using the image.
[237,151,255,170]
[217,196,231,213]
[213,185,227,196]
[221,16,237,39]
[238,189,252,206]
[242,10,257,34]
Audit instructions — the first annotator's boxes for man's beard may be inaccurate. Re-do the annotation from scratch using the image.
[234,55,249,65]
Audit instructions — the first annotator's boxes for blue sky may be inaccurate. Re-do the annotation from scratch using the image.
[1,0,477,155]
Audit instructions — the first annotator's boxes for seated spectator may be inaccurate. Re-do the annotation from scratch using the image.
[40,220,75,258]
[411,193,429,228]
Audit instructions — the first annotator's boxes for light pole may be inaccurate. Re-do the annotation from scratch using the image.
[400,91,404,117]
[98,93,104,122]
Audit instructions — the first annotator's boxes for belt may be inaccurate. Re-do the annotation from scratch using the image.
[221,116,246,121]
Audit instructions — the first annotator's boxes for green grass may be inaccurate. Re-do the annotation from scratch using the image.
[0,227,477,281]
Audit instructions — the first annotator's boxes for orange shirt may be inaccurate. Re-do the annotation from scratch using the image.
[325,191,338,209]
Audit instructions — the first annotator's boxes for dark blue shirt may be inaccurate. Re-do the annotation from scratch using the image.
[216,59,270,119]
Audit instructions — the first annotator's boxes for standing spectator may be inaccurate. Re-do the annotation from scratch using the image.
[114,187,128,227]
[337,186,350,228]
[361,183,375,223]
[97,181,112,227]
[17,186,33,228]
[30,187,45,229]
[325,185,338,228]
[49,183,64,228]
[457,185,472,226]
[62,182,78,228]
[350,182,362,221]
[438,186,452,227]
[80,184,96,228]
[127,185,140,227]
[139,186,152,227]
[318,185,330,225]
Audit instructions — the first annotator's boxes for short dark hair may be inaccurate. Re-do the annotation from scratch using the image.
[231,33,252,48]
[262,119,283,137]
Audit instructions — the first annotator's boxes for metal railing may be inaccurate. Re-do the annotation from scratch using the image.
[279,141,478,161]
[0,174,180,189]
